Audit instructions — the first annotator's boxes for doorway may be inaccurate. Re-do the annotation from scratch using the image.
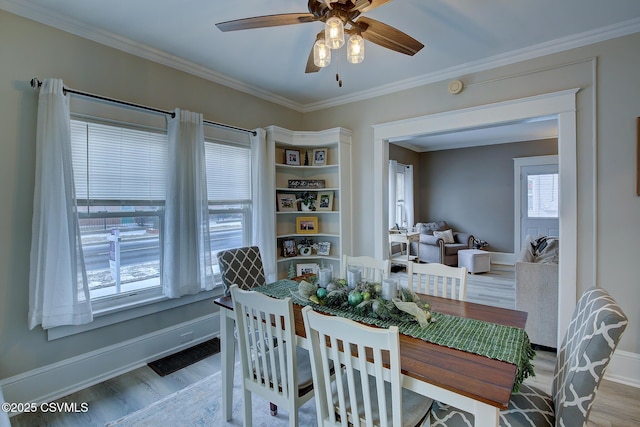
[373,89,578,344]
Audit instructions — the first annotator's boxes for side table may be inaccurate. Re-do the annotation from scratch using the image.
[389,230,420,266]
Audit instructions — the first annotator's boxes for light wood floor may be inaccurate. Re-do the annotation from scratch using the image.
[9,266,640,426]
[9,347,640,426]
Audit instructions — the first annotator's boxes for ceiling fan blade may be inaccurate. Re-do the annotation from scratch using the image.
[351,0,393,13]
[216,13,315,32]
[357,16,424,56]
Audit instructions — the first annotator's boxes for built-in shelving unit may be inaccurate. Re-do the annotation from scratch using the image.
[266,126,352,280]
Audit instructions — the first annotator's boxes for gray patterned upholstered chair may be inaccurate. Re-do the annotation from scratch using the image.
[429,286,628,426]
[216,246,266,296]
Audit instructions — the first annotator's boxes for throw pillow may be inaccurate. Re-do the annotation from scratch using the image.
[434,229,455,244]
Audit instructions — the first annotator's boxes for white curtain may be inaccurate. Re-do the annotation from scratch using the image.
[404,164,414,228]
[251,128,276,282]
[28,78,93,329]
[388,159,398,228]
[163,109,213,298]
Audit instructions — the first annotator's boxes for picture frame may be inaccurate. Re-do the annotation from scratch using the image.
[296,216,318,234]
[284,149,300,166]
[317,241,331,256]
[277,193,298,212]
[296,263,319,276]
[312,147,328,166]
[281,238,298,257]
[637,117,640,196]
[316,190,334,211]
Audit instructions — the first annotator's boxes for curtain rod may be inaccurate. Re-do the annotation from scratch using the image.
[30,78,257,136]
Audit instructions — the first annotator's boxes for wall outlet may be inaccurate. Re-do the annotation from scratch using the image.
[180,331,194,343]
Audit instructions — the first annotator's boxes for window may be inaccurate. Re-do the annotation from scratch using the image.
[527,173,559,218]
[204,140,252,277]
[70,118,253,309]
[71,120,167,304]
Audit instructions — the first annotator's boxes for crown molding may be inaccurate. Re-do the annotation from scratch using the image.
[2,0,638,113]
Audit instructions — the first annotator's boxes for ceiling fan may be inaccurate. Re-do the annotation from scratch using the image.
[215,0,424,75]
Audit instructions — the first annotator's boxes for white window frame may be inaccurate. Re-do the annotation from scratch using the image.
[48,112,253,340]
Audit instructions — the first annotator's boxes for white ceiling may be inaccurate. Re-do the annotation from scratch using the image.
[3,0,640,114]
[3,0,639,151]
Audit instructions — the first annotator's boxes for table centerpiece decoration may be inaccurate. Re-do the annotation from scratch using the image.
[292,278,435,327]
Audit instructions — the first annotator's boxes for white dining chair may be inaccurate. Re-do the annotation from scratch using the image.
[230,285,315,427]
[406,262,467,301]
[302,305,432,427]
[429,286,628,426]
[342,254,391,283]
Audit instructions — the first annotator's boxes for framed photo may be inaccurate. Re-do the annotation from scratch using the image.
[317,241,331,256]
[312,148,328,166]
[281,238,298,257]
[296,216,318,234]
[637,117,640,196]
[296,263,319,276]
[316,190,334,211]
[277,193,298,212]
[285,149,300,166]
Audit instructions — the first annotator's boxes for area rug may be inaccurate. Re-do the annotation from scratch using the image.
[148,338,220,376]
[105,363,317,426]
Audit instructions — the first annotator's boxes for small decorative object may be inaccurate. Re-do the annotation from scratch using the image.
[346,264,362,289]
[296,216,318,234]
[276,193,298,212]
[297,191,316,211]
[316,190,333,211]
[473,238,489,250]
[317,241,331,256]
[288,262,296,279]
[288,179,326,189]
[296,263,319,276]
[292,279,435,326]
[297,237,317,256]
[284,149,300,166]
[304,150,310,166]
[318,266,333,287]
[381,278,398,300]
[312,148,327,166]
[282,239,298,257]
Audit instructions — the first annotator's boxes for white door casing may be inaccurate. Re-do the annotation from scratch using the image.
[373,89,578,347]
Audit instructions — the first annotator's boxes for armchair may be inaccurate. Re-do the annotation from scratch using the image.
[410,221,474,266]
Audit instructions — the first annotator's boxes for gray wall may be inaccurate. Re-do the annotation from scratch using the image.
[0,10,302,380]
[304,33,640,356]
[416,139,558,253]
[1,8,639,386]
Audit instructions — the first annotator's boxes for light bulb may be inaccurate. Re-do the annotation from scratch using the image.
[313,39,331,68]
[325,16,344,49]
[347,33,364,64]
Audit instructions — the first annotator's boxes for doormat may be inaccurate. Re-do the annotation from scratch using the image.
[148,337,220,377]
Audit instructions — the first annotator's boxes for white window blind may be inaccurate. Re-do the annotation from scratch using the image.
[205,141,251,202]
[70,120,168,203]
[527,173,559,218]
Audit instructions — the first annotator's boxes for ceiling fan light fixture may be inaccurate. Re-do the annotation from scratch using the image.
[325,16,345,49]
[347,33,364,64]
[313,38,331,68]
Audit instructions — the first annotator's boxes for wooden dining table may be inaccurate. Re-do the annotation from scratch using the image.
[214,285,528,427]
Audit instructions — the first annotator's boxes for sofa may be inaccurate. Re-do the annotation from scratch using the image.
[515,235,559,349]
[410,221,474,266]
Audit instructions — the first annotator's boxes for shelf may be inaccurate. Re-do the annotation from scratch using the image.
[269,126,351,281]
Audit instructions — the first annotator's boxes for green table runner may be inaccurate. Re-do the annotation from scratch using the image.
[256,279,535,391]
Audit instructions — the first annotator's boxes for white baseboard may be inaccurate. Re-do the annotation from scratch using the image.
[604,349,640,388]
[1,312,220,407]
[488,251,516,265]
